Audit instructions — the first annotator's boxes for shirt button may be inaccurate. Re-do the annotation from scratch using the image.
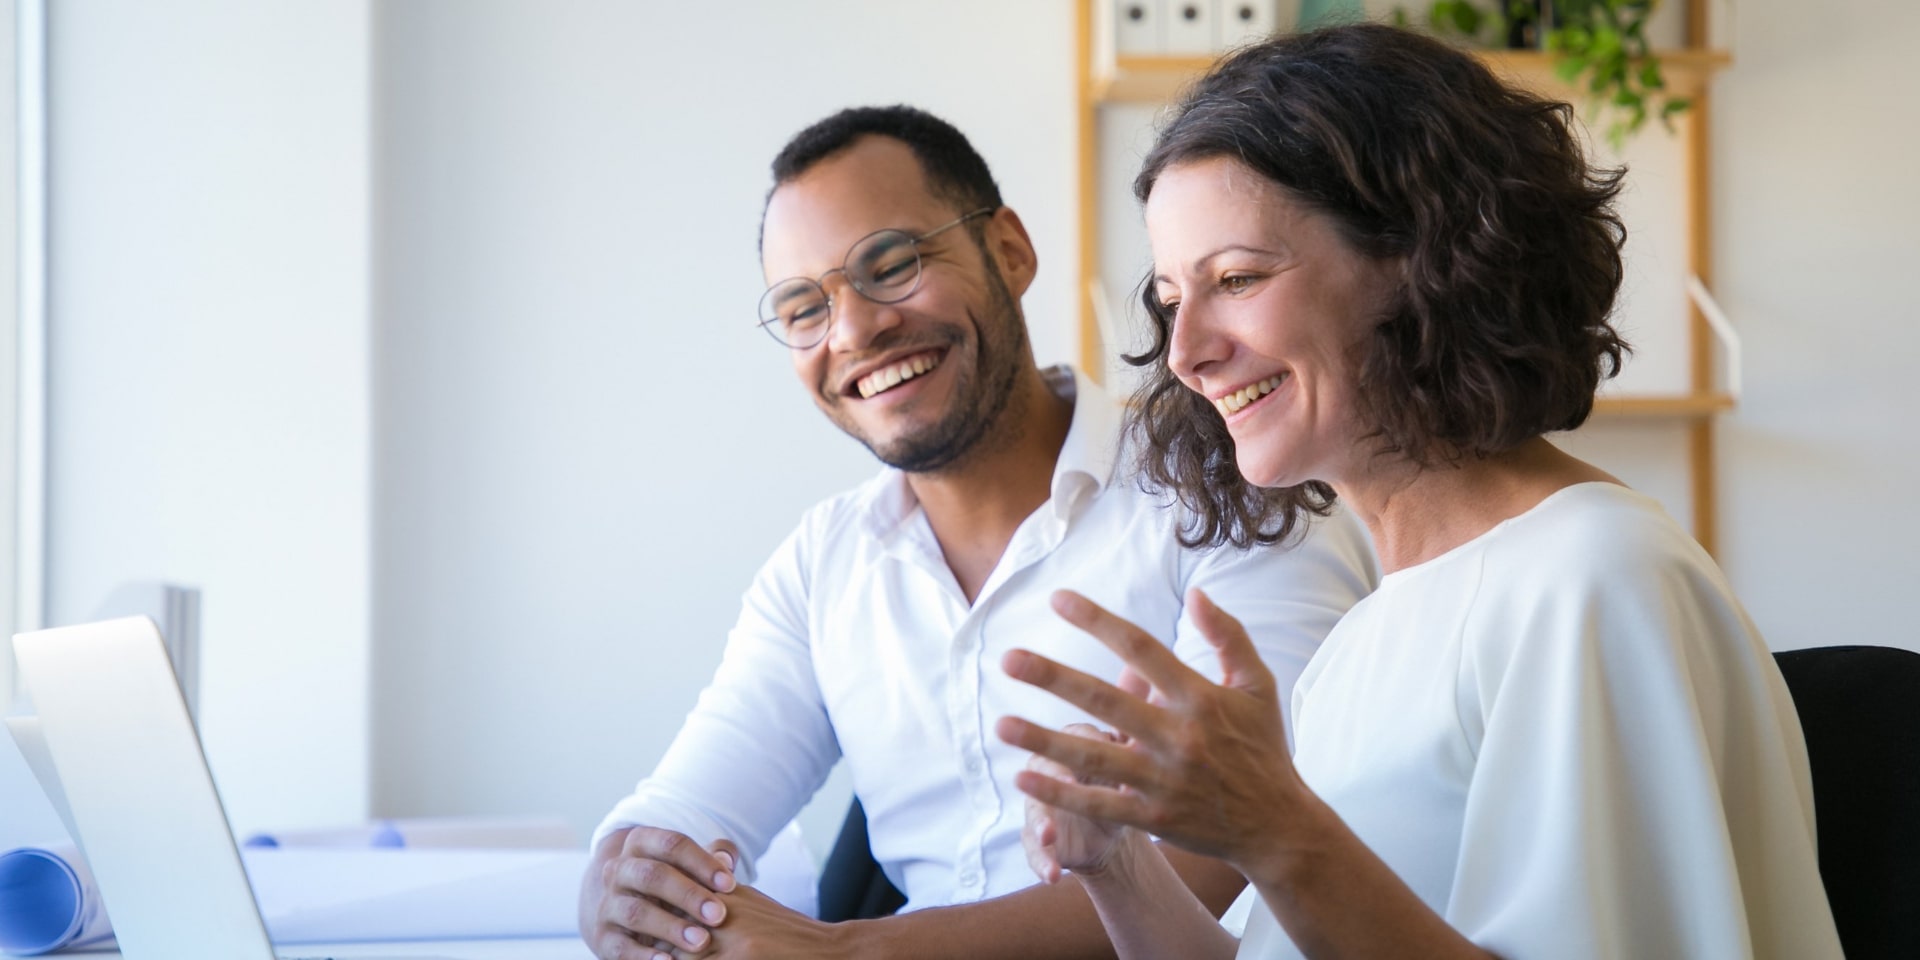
[964,756,983,774]
[958,869,979,887]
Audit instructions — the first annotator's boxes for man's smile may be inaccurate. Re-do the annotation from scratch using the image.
[848,348,948,399]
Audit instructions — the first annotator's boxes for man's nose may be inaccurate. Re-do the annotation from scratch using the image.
[825,279,903,353]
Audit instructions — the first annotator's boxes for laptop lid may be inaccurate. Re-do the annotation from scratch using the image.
[12,616,274,959]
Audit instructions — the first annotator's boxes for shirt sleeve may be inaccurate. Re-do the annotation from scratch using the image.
[1447,536,1838,959]
[1172,507,1378,743]
[590,517,842,884]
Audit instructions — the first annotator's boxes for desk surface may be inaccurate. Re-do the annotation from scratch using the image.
[75,937,595,959]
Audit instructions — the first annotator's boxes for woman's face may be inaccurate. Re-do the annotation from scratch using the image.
[1145,157,1398,489]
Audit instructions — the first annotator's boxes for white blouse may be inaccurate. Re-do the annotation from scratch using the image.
[1236,483,1842,959]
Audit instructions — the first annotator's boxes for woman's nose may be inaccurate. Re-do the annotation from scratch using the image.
[1165,299,1227,380]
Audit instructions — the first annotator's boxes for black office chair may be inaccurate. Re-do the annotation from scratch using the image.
[816,798,906,923]
[1774,645,1920,959]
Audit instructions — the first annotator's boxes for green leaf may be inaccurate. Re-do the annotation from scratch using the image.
[1555,55,1589,83]
[1638,60,1665,90]
[1592,27,1622,59]
[1452,3,1482,34]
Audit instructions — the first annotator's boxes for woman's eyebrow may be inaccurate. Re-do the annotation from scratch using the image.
[1155,244,1285,284]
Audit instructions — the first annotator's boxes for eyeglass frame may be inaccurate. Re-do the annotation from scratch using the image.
[755,206,997,349]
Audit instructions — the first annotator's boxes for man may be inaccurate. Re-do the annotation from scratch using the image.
[579,106,1376,959]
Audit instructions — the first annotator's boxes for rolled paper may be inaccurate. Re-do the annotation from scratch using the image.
[369,821,406,849]
[0,846,114,956]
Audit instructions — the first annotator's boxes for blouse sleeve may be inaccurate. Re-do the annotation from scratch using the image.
[1446,529,1837,959]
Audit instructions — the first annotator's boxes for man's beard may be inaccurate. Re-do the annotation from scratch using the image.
[842,266,1029,474]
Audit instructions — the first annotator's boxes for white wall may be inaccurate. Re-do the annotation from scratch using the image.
[1711,0,1920,652]
[367,1,1078,848]
[41,0,371,833]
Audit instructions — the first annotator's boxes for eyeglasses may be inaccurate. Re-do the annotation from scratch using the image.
[757,208,995,349]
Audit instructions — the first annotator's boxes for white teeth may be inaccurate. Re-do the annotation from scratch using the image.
[1213,375,1285,416]
[856,352,942,399]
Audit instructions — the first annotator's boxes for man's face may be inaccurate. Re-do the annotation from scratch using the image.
[760,137,1029,473]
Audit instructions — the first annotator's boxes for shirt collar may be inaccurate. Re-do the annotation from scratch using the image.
[857,364,1124,540]
[1045,364,1122,524]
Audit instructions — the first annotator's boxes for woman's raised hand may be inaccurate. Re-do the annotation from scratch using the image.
[997,588,1308,872]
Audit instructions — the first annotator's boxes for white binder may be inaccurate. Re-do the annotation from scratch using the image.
[1114,0,1163,55]
[1162,0,1216,54]
[1215,0,1288,48]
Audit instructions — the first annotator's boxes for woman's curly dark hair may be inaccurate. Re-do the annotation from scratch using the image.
[1126,23,1630,549]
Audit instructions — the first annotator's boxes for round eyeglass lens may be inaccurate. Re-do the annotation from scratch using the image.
[758,277,832,347]
[846,230,922,301]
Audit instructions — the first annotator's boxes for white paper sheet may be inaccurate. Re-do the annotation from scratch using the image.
[247,848,586,943]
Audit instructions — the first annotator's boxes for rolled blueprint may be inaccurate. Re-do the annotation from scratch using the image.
[0,845,113,956]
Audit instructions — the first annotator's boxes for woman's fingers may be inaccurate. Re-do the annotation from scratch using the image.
[1186,587,1277,698]
[997,592,1302,868]
[1022,749,1076,885]
[1023,796,1063,884]
[1001,648,1169,746]
[1013,768,1154,831]
[996,715,1156,789]
[1051,590,1207,703]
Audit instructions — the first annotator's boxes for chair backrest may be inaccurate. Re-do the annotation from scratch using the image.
[1774,645,1920,959]
[815,798,905,923]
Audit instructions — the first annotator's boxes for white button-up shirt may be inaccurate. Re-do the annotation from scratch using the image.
[594,366,1377,910]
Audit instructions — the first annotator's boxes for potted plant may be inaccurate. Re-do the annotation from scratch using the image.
[1405,0,1692,147]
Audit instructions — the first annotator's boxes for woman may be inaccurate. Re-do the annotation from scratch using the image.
[995,24,1842,959]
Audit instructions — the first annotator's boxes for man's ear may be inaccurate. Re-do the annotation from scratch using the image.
[982,206,1039,298]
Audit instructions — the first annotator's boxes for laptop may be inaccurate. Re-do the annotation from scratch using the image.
[12,616,457,959]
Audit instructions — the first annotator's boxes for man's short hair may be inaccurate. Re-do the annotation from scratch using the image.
[762,105,1003,250]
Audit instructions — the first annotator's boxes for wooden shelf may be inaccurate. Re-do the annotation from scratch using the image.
[1591,392,1735,420]
[1479,48,1730,100]
[1093,47,1730,104]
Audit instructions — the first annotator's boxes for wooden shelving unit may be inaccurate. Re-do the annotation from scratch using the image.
[1593,392,1735,419]
[1074,1,1734,551]
[1092,48,1730,104]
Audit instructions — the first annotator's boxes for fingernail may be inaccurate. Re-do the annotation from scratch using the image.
[653,953,671,960]
[713,869,736,891]
[686,925,708,947]
[701,900,724,923]
[716,849,735,870]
